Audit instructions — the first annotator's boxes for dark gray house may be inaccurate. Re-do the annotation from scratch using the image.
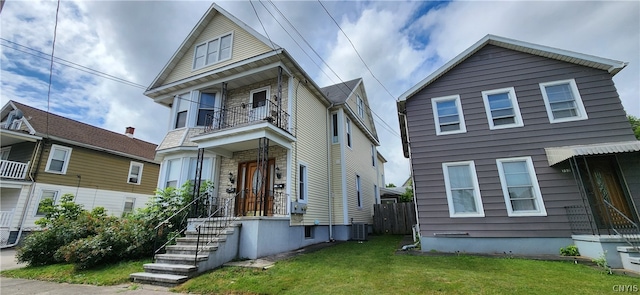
[397,35,639,270]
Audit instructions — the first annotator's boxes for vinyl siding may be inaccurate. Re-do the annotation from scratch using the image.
[405,45,636,238]
[35,142,159,195]
[344,84,375,135]
[163,14,273,86]
[344,113,377,224]
[331,140,343,224]
[291,81,330,225]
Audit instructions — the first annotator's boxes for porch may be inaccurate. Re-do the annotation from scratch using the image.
[0,160,29,180]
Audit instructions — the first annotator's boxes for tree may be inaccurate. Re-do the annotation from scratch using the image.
[628,115,640,140]
[386,183,396,188]
[400,186,413,202]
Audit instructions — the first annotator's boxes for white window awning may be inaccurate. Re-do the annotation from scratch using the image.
[544,141,640,166]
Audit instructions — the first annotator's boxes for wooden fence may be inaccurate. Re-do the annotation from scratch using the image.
[373,202,416,235]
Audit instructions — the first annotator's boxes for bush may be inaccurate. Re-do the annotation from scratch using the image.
[560,245,580,256]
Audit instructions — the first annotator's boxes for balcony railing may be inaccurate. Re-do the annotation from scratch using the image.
[0,209,14,227]
[0,160,29,179]
[204,100,291,134]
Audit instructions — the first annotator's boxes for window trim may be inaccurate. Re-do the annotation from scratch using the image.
[298,162,308,203]
[346,117,352,148]
[45,144,72,174]
[123,197,136,214]
[249,87,270,109]
[481,87,524,130]
[539,79,588,123]
[0,146,10,160]
[371,144,376,167]
[496,156,547,217]
[331,112,339,144]
[127,161,144,185]
[174,93,190,129]
[35,190,58,216]
[356,174,362,208]
[197,92,217,127]
[432,95,467,135]
[442,161,485,218]
[192,32,233,70]
[356,95,364,118]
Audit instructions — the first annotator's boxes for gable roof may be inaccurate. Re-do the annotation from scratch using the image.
[320,78,361,104]
[397,34,628,103]
[147,3,280,91]
[5,101,158,162]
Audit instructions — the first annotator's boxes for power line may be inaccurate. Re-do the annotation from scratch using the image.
[46,0,62,136]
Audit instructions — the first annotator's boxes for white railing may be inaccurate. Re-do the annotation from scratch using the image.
[0,209,15,227]
[0,160,29,179]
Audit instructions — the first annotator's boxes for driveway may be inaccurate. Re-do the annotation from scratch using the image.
[1,248,26,271]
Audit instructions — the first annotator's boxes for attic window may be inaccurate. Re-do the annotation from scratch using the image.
[357,95,364,118]
[192,32,233,70]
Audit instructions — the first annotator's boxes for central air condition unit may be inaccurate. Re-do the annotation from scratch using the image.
[351,223,368,241]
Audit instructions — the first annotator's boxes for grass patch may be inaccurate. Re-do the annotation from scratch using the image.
[0,258,151,286]
[175,235,638,295]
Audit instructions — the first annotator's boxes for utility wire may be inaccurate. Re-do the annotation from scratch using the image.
[46,0,61,136]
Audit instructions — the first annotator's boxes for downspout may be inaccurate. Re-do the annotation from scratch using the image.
[326,103,334,241]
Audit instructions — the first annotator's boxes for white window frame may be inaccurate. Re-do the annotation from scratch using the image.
[35,190,58,216]
[346,117,352,148]
[192,32,233,70]
[432,95,467,135]
[371,144,376,167]
[356,95,364,118]
[197,92,217,127]
[249,87,270,110]
[127,161,144,185]
[45,144,72,174]
[481,87,524,129]
[123,197,136,214]
[298,162,308,203]
[539,79,588,123]
[442,161,484,218]
[0,147,10,160]
[331,112,339,144]
[174,93,190,129]
[164,158,181,188]
[496,156,547,217]
[356,174,362,208]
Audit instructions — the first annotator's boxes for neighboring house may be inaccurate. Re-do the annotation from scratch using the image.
[0,101,160,247]
[397,35,639,269]
[143,3,383,260]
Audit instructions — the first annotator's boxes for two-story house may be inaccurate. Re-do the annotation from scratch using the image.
[397,35,639,270]
[0,100,160,247]
[136,3,383,281]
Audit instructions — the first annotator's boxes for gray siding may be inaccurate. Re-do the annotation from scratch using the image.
[405,45,637,238]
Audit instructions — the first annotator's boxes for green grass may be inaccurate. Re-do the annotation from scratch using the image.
[175,235,639,295]
[0,258,151,286]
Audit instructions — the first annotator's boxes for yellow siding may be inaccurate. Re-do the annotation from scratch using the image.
[345,84,375,136]
[35,142,159,195]
[291,80,330,225]
[163,14,273,86]
[344,115,377,224]
[330,143,344,224]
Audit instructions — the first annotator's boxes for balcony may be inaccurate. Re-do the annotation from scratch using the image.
[191,100,295,156]
[0,160,29,180]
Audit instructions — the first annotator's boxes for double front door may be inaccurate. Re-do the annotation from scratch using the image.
[235,159,275,216]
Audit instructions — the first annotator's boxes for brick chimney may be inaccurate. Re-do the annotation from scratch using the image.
[125,126,135,138]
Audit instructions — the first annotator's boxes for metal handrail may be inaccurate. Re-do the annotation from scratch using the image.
[194,196,238,265]
[602,198,640,250]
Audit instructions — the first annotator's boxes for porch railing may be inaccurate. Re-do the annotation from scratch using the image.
[0,160,29,179]
[602,199,640,250]
[0,209,15,227]
[565,202,640,250]
[194,196,238,265]
[236,190,289,217]
[203,100,291,134]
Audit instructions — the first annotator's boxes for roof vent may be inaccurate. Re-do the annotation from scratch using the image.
[125,126,135,138]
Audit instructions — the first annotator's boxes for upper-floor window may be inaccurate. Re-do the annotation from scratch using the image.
[127,162,144,185]
[174,93,189,129]
[432,95,466,135]
[0,147,10,160]
[192,32,233,70]
[442,161,484,218]
[371,144,376,167]
[357,95,364,118]
[496,157,547,217]
[36,190,58,216]
[356,174,362,208]
[539,79,588,123]
[346,117,352,148]
[197,93,216,126]
[481,87,524,129]
[299,163,308,202]
[45,144,72,174]
[331,113,339,144]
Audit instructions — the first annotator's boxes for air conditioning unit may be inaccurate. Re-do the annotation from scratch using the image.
[351,223,368,241]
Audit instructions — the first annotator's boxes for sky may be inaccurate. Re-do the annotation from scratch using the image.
[1,0,639,187]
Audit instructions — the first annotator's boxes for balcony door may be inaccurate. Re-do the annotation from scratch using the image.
[236,159,275,216]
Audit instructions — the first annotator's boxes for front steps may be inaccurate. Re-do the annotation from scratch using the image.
[130,221,241,286]
[618,246,640,273]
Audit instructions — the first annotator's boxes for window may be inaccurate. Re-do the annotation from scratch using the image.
[481,87,524,129]
[36,190,58,216]
[331,113,339,144]
[356,174,362,208]
[304,226,313,238]
[357,95,364,118]
[442,161,484,217]
[197,93,216,126]
[174,93,189,129]
[45,145,72,174]
[496,157,547,217]
[539,79,588,123]
[250,88,269,109]
[127,162,144,184]
[432,95,466,135]
[0,147,10,160]
[371,144,376,167]
[298,163,307,202]
[123,197,135,215]
[346,117,352,148]
[374,184,379,204]
[165,159,181,188]
[192,33,232,69]
[188,157,211,182]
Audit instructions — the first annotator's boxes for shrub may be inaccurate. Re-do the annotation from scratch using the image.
[559,245,580,256]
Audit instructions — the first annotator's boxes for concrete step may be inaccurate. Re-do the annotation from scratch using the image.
[143,263,197,276]
[165,244,218,255]
[130,272,189,287]
[176,236,227,245]
[155,253,209,265]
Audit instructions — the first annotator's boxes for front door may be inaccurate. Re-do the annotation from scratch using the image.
[236,160,274,216]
